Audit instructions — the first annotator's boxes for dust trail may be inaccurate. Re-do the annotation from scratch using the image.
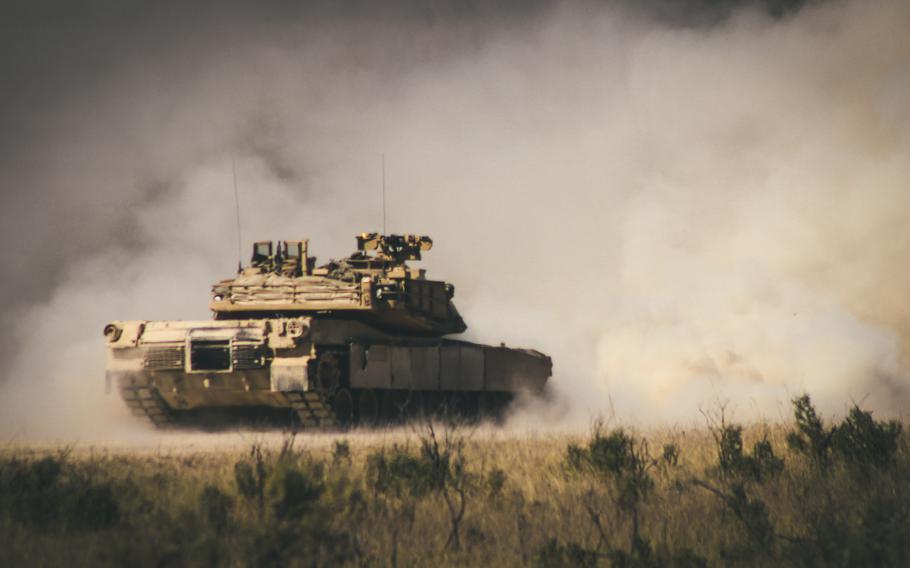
[0,0,908,440]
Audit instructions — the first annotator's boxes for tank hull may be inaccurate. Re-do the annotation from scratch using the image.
[105,317,551,429]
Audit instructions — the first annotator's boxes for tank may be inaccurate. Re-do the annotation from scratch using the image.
[104,233,552,429]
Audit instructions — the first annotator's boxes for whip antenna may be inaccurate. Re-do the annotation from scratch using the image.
[382,153,387,235]
[232,156,243,272]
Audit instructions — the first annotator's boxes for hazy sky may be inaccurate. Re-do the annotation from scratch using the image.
[1,0,907,438]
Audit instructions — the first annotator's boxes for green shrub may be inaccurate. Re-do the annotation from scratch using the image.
[566,426,656,515]
[199,484,233,534]
[72,480,120,530]
[0,454,120,531]
[534,538,600,568]
[366,444,435,499]
[332,440,352,467]
[486,467,508,498]
[268,461,325,522]
[716,425,783,482]
[787,394,902,470]
[787,394,830,464]
[831,405,902,469]
[566,424,663,563]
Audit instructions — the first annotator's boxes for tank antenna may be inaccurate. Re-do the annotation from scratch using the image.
[232,156,243,273]
[381,153,387,235]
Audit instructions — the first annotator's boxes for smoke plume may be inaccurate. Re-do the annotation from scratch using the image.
[1,0,908,439]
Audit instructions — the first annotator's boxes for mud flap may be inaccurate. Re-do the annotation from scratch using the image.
[270,357,311,392]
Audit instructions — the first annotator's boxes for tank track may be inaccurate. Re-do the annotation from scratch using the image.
[118,375,174,428]
[283,391,338,429]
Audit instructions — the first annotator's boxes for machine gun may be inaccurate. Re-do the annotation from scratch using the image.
[356,233,433,263]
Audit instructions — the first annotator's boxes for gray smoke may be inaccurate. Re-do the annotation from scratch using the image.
[1,0,908,439]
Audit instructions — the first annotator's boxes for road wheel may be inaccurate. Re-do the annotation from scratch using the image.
[380,390,403,424]
[478,392,496,421]
[491,392,514,424]
[424,391,446,419]
[463,392,480,422]
[386,391,415,424]
[357,389,380,426]
[316,353,342,390]
[445,392,466,419]
[332,388,354,428]
[404,391,424,422]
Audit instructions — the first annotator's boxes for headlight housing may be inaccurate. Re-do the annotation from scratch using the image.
[103,323,123,343]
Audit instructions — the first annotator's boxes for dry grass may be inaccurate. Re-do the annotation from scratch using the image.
[0,398,908,567]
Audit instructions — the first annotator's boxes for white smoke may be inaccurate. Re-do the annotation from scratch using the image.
[1,0,908,439]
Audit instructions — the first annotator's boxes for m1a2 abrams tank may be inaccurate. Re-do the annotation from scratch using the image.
[104,233,551,429]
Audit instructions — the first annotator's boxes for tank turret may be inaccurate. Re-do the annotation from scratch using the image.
[210,234,466,335]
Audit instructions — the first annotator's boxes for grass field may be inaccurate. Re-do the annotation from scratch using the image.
[1,395,908,567]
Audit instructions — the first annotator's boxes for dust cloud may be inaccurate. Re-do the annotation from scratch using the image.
[0,0,908,441]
